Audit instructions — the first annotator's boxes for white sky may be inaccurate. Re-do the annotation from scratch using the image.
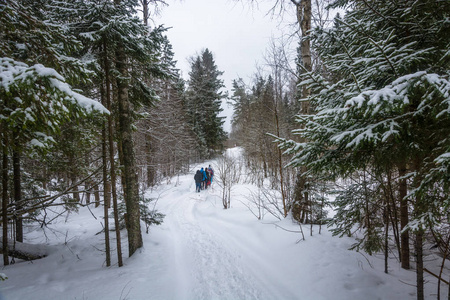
[154,0,296,85]
[153,0,297,132]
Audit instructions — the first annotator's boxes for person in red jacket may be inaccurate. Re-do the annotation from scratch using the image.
[208,165,214,183]
[205,167,211,188]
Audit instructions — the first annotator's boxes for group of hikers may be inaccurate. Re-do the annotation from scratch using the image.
[194,165,214,192]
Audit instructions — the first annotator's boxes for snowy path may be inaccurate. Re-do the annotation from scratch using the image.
[145,162,417,300]
[157,184,287,300]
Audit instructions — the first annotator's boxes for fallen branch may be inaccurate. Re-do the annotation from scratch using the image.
[424,268,449,285]
[0,239,49,261]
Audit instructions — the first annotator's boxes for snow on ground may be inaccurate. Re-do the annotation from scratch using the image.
[0,148,427,299]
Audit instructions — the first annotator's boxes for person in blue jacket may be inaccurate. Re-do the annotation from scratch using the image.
[200,167,207,190]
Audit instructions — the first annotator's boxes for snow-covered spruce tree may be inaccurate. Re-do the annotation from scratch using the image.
[185,49,227,158]
[108,3,170,258]
[280,1,450,298]
[45,0,169,257]
[45,0,128,266]
[0,0,108,261]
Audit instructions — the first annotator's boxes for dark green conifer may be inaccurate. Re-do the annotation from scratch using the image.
[185,49,226,157]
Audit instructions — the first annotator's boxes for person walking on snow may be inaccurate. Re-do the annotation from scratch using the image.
[194,170,202,192]
[208,165,214,183]
[205,167,211,189]
[200,167,207,190]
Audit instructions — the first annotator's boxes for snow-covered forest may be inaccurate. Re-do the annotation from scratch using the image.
[1,0,449,300]
[0,148,427,299]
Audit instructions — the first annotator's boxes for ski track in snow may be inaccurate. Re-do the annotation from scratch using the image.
[161,186,272,300]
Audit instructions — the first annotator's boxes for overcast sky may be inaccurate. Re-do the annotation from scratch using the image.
[154,0,297,132]
[154,0,295,83]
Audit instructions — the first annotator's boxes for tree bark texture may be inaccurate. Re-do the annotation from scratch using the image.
[297,0,312,113]
[291,0,312,222]
[384,205,389,274]
[416,230,424,300]
[101,75,111,267]
[2,138,9,265]
[115,37,143,257]
[398,164,410,269]
[85,182,91,204]
[102,126,111,267]
[69,153,80,203]
[104,41,123,266]
[140,0,149,26]
[0,239,48,261]
[146,135,156,188]
[94,184,100,208]
[12,148,22,243]
[274,95,287,217]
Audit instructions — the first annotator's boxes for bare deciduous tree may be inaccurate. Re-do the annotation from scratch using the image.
[215,153,241,209]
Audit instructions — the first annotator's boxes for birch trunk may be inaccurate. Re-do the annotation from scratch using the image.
[292,0,312,222]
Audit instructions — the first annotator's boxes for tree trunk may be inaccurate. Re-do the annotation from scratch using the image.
[114,22,143,256]
[292,171,303,221]
[263,157,267,178]
[384,205,389,274]
[94,184,100,208]
[42,165,47,190]
[0,239,47,260]
[146,135,155,188]
[101,80,111,268]
[12,148,22,243]
[298,0,312,95]
[292,0,312,222]
[274,95,287,218]
[386,173,401,265]
[117,138,126,196]
[416,230,424,300]
[69,153,80,203]
[2,136,9,266]
[104,39,123,267]
[85,181,91,205]
[222,183,227,209]
[141,0,149,26]
[398,164,410,269]
[104,181,111,208]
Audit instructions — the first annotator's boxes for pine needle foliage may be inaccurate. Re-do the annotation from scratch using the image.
[280,0,450,255]
[0,0,107,153]
[185,49,227,158]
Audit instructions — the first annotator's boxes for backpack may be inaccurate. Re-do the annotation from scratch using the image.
[194,171,202,182]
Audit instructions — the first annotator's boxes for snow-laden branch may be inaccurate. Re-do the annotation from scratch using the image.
[0,57,108,114]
